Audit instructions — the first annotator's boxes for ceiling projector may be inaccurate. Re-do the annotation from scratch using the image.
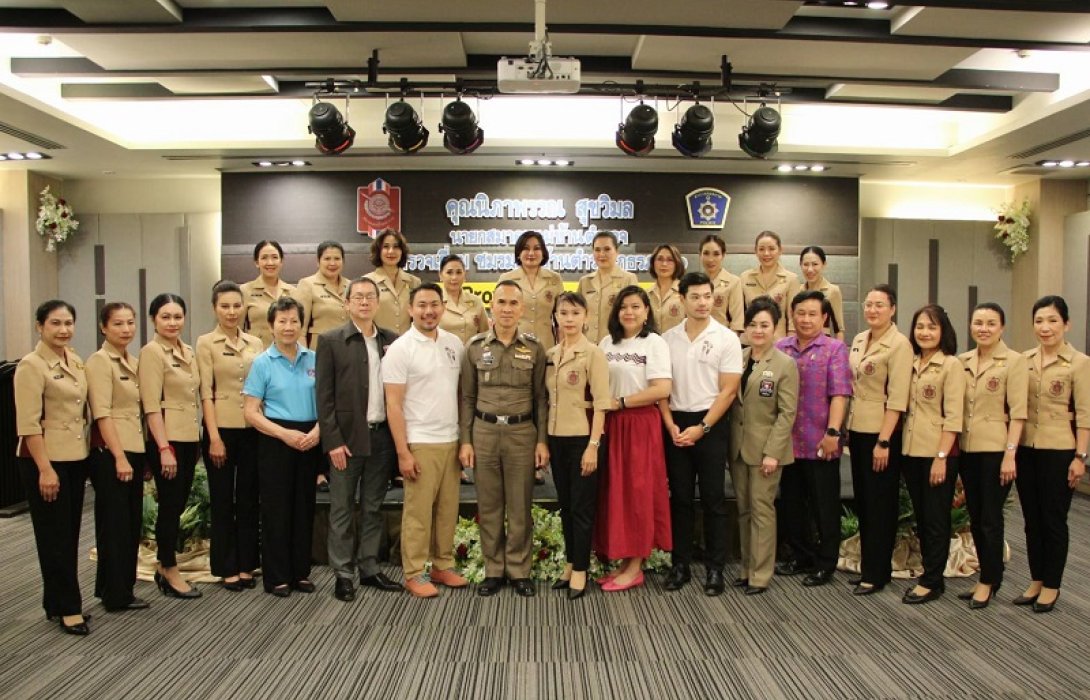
[497,56,582,94]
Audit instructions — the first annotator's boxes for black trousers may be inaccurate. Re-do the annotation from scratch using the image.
[202,427,261,578]
[89,449,144,608]
[960,451,1013,587]
[146,440,199,568]
[18,457,87,617]
[549,435,599,571]
[848,431,902,586]
[1017,447,1075,588]
[780,458,842,573]
[901,455,955,591]
[259,420,319,591]
[664,410,729,570]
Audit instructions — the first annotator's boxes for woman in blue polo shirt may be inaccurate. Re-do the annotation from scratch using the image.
[243,297,321,597]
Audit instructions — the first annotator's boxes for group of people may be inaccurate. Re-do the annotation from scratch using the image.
[14,227,1088,637]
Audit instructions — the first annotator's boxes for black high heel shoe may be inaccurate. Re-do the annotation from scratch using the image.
[58,616,90,636]
[1033,591,1059,613]
[968,583,999,609]
[156,571,202,599]
[568,585,586,600]
[551,578,571,590]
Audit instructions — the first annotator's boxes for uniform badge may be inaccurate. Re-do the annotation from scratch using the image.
[986,376,1000,392]
[773,293,783,304]
[714,296,724,308]
[863,361,876,376]
[356,178,402,238]
[1049,380,1065,397]
[567,371,579,386]
[685,188,731,230]
[544,291,554,304]
[307,368,316,377]
[52,373,64,380]
[445,347,457,364]
[759,379,775,397]
[607,295,615,306]
[670,305,680,317]
[922,384,936,400]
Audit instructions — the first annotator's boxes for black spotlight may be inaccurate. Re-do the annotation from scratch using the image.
[616,103,658,156]
[739,105,781,159]
[439,100,484,154]
[383,101,429,154]
[308,102,355,155]
[672,103,714,157]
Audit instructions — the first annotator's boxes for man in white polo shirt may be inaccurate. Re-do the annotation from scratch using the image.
[660,271,743,596]
[383,283,469,598]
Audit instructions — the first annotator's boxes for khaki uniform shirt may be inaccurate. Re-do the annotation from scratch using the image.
[459,331,549,445]
[846,324,913,434]
[740,265,800,338]
[240,277,297,348]
[710,268,745,332]
[365,268,420,336]
[296,272,348,349]
[803,277,845,337]
[545,336,612,436]
[14,342,89,462]
[649,281,685,334]
[958,341,1028,453]
[1022,343,1090,450]
[85,342,145,454]
[440,289,490,345]
[902,352,965,457]
[196,328,263,429]
[139,335,201,443]
[498,266,565,345]
[577,267,639,344]
[729,347,799,466]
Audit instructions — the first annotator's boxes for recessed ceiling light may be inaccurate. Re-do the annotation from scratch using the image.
[536,159,553,166]
[25,152,43,160]
[518,159,535,165]
[794,164,809,171]
[1041,161,1058,167]
[776,164,794,172]
[866,1,890,9]
[1059,160,1075,167]
[256,160,273,167]
[1077,161,1090,167]
[7,152,25,160]
[810,165,826,172]
[0,155,7,161]
[290,160,308,166]
[554,159,571,166]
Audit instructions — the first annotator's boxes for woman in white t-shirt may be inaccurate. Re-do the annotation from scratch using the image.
[595,285,673,592]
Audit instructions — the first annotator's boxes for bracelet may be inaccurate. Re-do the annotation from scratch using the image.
[588,439,601,448]
[618,396,626,410]
[159,445,175,459]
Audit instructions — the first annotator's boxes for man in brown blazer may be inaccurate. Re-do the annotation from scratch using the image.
[316,276,402,601]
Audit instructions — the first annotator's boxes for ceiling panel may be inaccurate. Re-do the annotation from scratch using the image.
[461,32,640,57]
[826,84,959,104]
[326,0,802,30]
[158,75,280,94]
[633,37,976,81]
[893,8,1090,44]
[59,0,182,23]
[58,32,468,70]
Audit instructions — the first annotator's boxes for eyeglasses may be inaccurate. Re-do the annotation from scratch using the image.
[349,294,378,302]
[863,302,890,310]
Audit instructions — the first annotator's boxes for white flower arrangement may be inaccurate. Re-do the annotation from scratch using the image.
[35,186,80,252]
[993,198,1031,263]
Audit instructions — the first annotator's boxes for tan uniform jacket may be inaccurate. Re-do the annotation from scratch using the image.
[1022,343,1090,450]
[365,268,420,336]
[196,328,263,429]
[545,336,613,436]
[459,331,549,445]
[14,342,90,462]
[709,268,745,332]
[729,347,799,466]
[958,342,1028,453]
[85,342,145,453]
[902,352,965,457]
[803,277,845,337]
[846,324,913,433]
[649,281,685,334]
[296,272,348,349]
[498,266,565,345]
[440,290,490,345]
[577,267,639,344]
[740,265,800,338]
[139,335,201,443]
[240,277,296,348]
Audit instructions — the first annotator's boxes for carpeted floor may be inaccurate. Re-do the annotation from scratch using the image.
[1,491,1089,700]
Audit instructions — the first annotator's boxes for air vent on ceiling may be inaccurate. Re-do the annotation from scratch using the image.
[0,122,66,150]
[1008,128,1090,160]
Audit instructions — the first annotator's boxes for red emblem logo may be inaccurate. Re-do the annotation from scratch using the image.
[863,361,876,376]
[922,384,936,400]
[773,293,783,304]
[986,376,1000,392]
[1049,380,1065,397]
[607,295,615,306]
[714,295,724,308]
[669,305,680,317]
[567,371,579,386]
[544,291,553,304]
[357,178,401,237]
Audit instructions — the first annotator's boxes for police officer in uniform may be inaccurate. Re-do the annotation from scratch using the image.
[459,281,549,597]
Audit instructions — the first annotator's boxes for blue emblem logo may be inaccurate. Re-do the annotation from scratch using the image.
[685,188,730,229]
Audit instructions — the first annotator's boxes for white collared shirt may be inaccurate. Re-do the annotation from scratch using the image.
[382,324,463,443]
[355,322,386,424]
[663,319,743,412]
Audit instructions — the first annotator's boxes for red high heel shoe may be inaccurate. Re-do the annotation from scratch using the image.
[601,571,644,592]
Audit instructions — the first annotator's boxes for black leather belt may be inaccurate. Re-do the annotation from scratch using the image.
[368,421,387,431]
[474,410,533,425]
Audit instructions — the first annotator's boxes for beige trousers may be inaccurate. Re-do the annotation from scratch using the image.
[730,461,783,588]
[400,441,461,580]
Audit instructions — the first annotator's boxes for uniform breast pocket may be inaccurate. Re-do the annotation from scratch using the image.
[511,357,535,380]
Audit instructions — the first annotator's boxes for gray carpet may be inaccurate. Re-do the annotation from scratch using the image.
[1,491,1088,700]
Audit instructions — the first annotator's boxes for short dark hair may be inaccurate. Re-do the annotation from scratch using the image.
[495,279,523,296]
[790,289,825,311]
[267,296,303,324]
[799,245,826,264]
[149,293,186,318]
[755,230,782,249]
[347,276,379,298]
[678,271,712,297]
[36,299,76,325]
[553,291,587,314]
[1032,295,1069,322]
[370,229,410,268]
[211,280,242,306]
[869,284,897,308]
[317,240,345,259]
[909,304,957,356]
[744,296,781,328]
[439,254,465,272]
[592,231,619,249]
[514,231,550,266]
[972,302,1006,326]
[607,285,655,343]
[99,301,134,327]
[648,244,684,282]
[700,234,726,255]
[252,240,283,261]
[409,282,443,304]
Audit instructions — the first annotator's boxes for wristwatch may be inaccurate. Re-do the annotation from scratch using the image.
[700,421,712,434]
[589,439,601,448]
[1005,443,1017,452]
[877,438,891,449]
[1077,452,1089,465]
[936,451,947,460]
[825,427,841,438]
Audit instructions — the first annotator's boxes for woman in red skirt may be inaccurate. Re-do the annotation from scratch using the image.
[595,285,673,591]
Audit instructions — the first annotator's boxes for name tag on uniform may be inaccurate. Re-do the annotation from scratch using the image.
[171,363,181,367]
[515,351,533,362]
[53,373,64,380]
[759,379,775,397]
[223,351,236,357]
[120,375,130,381]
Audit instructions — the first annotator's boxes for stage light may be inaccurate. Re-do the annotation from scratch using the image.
[616,102,658,156]
[308,101,355,155]
[739,104,781,159]
[672,104,714,157]
[384,101,429,154]
[439,99,484,154]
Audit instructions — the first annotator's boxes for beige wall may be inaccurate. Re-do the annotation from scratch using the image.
[859,181,1010,221]
[65,177,220,214]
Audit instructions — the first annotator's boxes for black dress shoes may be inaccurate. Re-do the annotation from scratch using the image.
[902,588,942,605]
[512,578,536,597]
[155,572,202,599]
[568,585,586,600]
[704,570,725,597]
[1012,593,1039,606]
[59,617,90,636]
[106,597,150,612]
[1033,592,1059,613]
[663,564,691,591]
[744,585,767,596]
[956,590,975,600]
[847,575,862,586]
[478,577,505,597]
[334,578,356,602]
[222,579,244,592]
[360,572,403,592]
[852,583,883,596]
[774,560,809,577]
[802,571,834,587]
[292,580,316,593]
[239,577,257,590]
[731,577,749,588]
[551,578,570,590]
[270,584,291,598]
